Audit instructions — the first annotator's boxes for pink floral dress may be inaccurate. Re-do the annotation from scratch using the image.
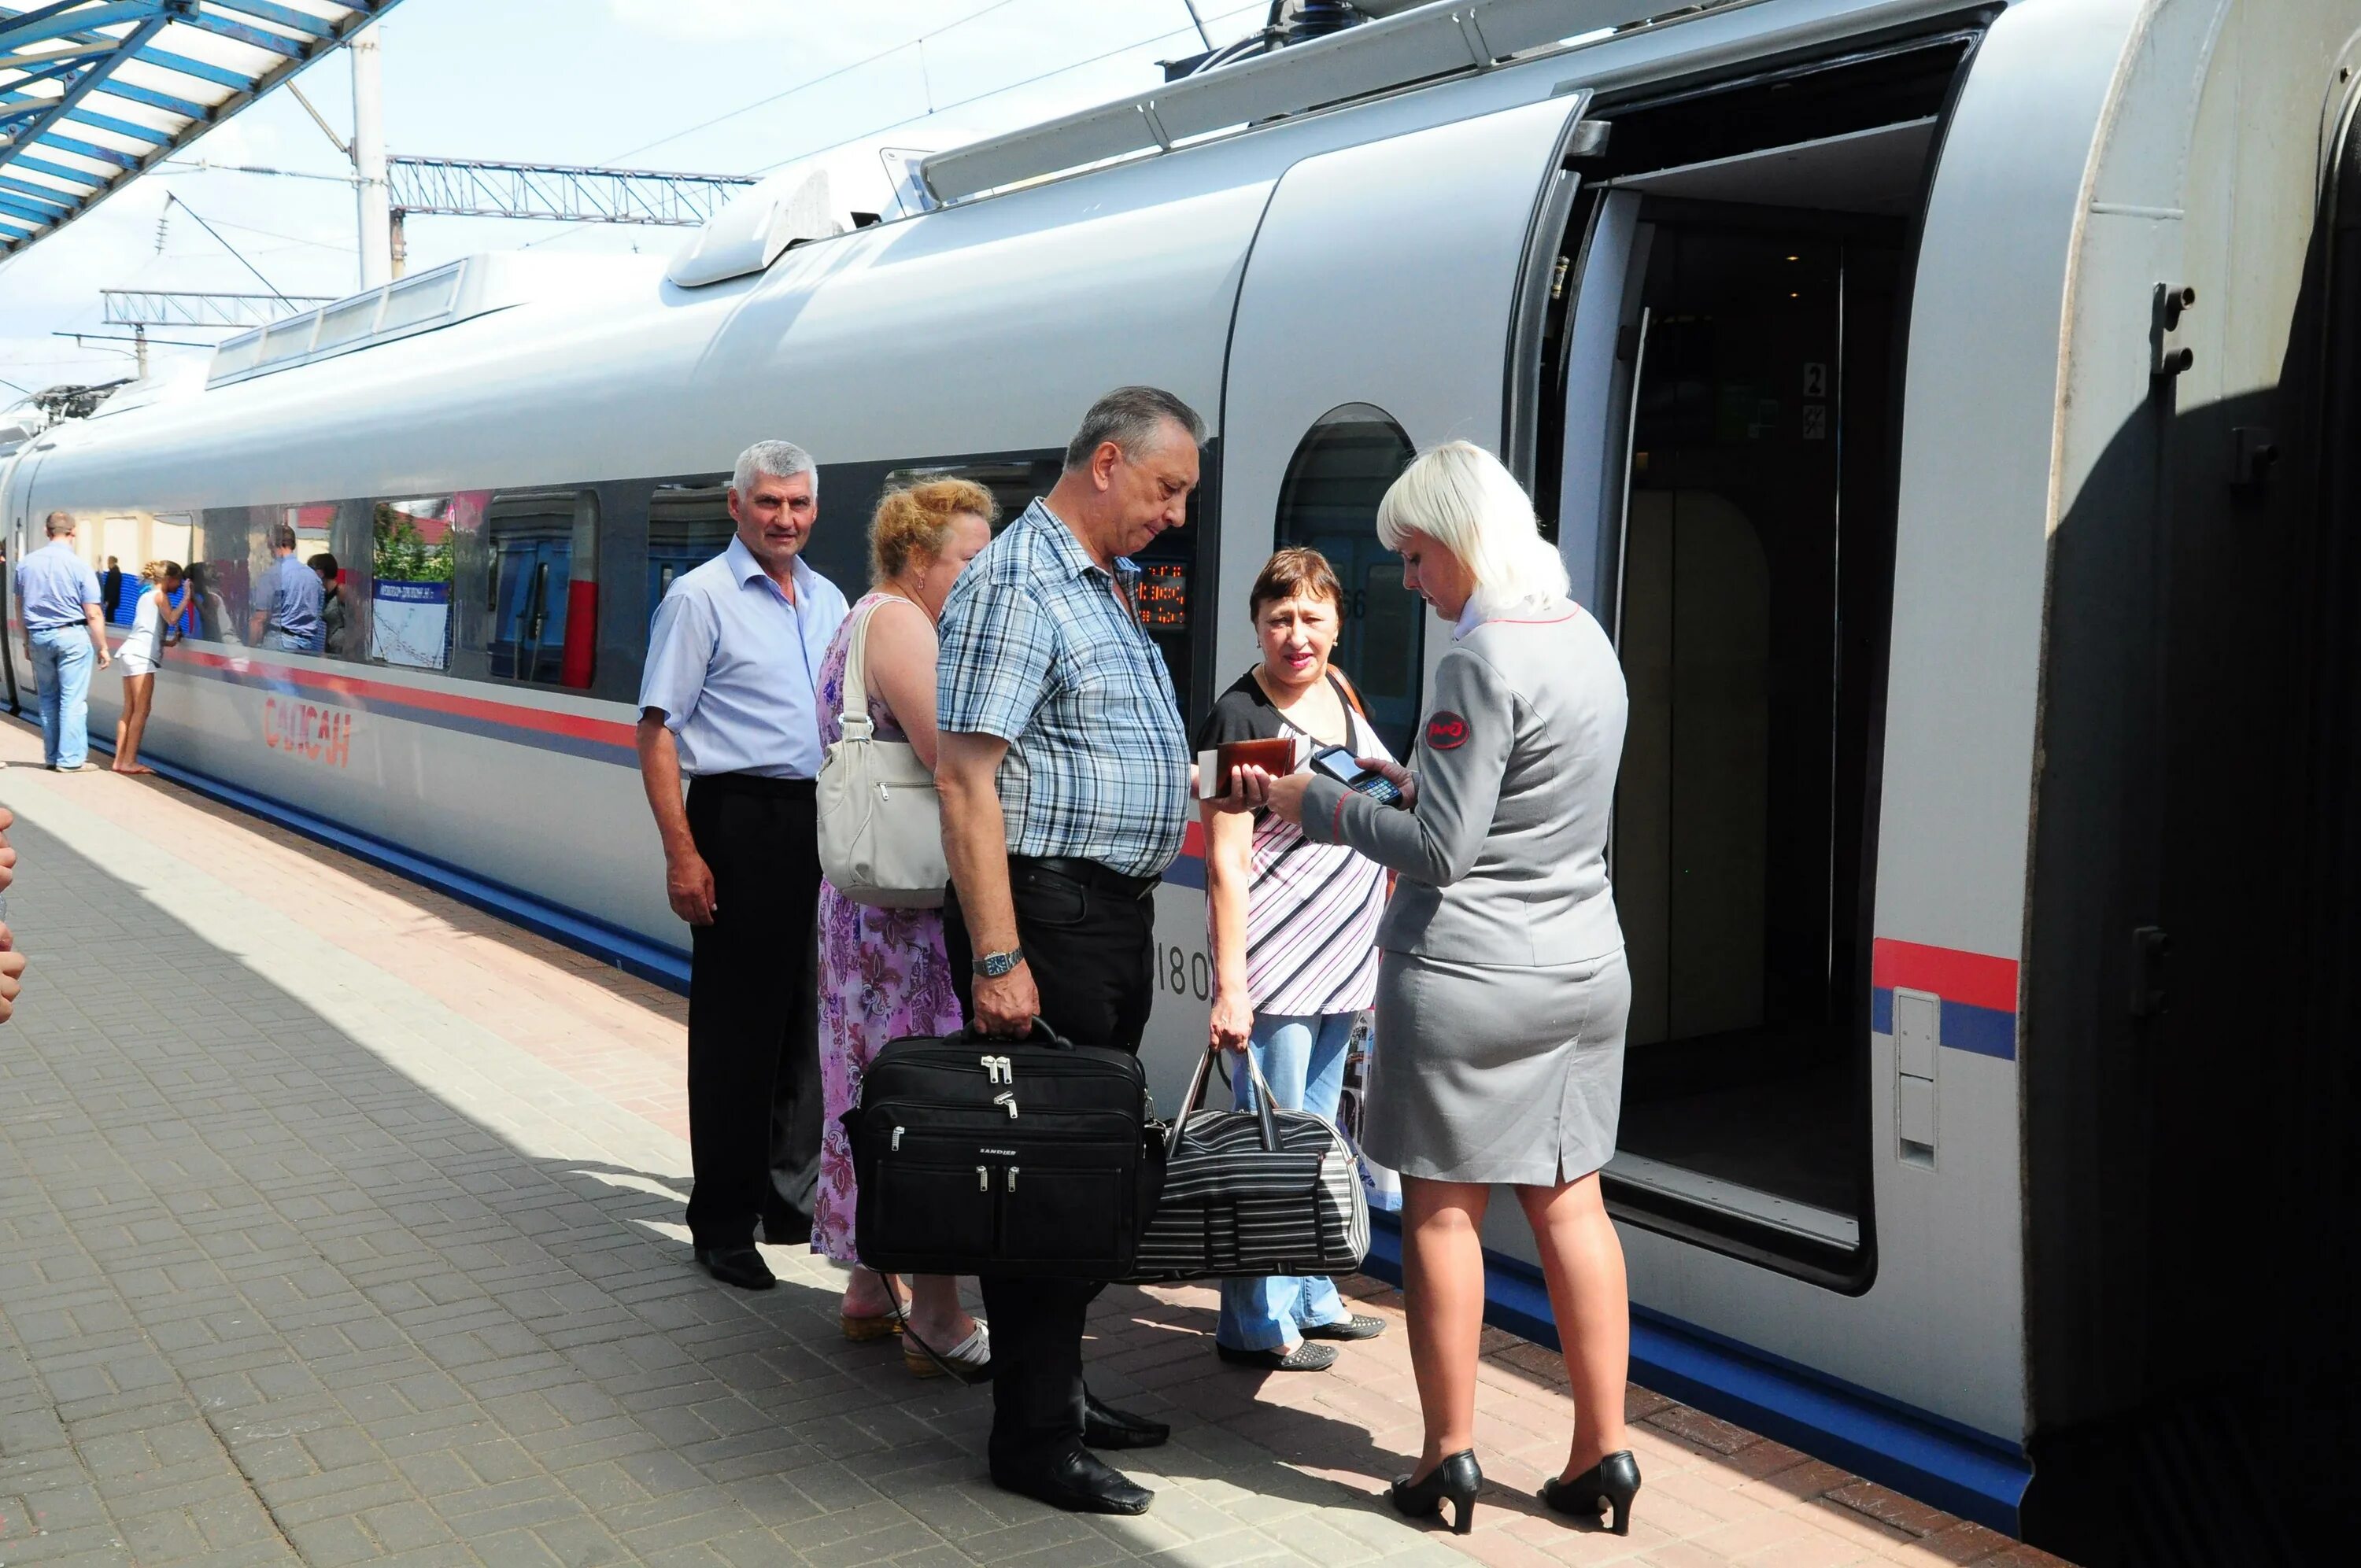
[811,592,965,1262]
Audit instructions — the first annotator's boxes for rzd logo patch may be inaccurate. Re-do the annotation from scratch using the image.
[1425,711,1469,751]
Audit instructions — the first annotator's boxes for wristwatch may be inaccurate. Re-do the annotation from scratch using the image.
[973,946,1025,979]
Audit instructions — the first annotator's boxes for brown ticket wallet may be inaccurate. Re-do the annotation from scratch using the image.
[1196,736,1302,798]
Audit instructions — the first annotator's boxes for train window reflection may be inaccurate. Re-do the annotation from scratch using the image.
[648,482,732,611]
[485,489,598,688]
[1274,404,1420,756]
[368,496,467,670]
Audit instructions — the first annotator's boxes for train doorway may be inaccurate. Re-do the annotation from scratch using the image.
[1554,85,1940,1278]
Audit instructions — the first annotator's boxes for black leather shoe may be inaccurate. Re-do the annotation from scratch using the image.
[1216,1341,1338,1371]
[991,1447,1153,1515]
[1302,1314,1388,1341]
[693,1244,774,1291]
[1082,1391,1169,1450]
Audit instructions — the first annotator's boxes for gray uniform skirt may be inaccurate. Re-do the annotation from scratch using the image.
[1363,947,1631,1186]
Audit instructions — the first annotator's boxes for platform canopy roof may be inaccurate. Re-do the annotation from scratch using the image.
[1,1,405,259]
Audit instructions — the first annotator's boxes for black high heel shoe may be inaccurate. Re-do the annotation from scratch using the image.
[1541,1450,1642,1535]
[1390,1449,1481,1535]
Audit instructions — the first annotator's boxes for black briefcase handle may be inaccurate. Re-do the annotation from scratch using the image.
[966,1016,1079,1051]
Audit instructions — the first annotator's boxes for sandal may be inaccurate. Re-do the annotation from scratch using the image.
[841,1312,903,1343]
[904,1319,991,1381]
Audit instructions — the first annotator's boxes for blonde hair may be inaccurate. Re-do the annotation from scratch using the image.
[140,559,184,585]
[870,478,998,584]
[1376,441,1568,614]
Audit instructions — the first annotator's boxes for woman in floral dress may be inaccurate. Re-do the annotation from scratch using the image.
[814,478,996,1378]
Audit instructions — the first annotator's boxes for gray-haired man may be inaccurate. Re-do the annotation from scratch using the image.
[637,441,848,1290]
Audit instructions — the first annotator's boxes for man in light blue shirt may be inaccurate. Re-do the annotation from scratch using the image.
[246,522,324,653]
[636,439,848,1293]
[13,512,112,771]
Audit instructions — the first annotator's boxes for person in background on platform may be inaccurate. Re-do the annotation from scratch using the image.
[636,439,848,1293]
[111,560,187,777]
[310,553,349,657]
[812,479,996,1377]
[100,555,124,623]
[15,512,112,773]
[1196,547,1391,1373]
[1236,441,1639,1539]
[935,386,1204,1518]
[247,522,323,653]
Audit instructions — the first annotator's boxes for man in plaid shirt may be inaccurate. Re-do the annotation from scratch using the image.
[937,386,1203,1517]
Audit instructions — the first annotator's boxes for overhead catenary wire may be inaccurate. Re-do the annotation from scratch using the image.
[604,0,1033,166]
[156,195,298,308]
[743,0,1267,175]
[519,2,1265,253]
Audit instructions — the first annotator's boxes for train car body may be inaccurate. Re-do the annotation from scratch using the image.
[10,2,2358,1558]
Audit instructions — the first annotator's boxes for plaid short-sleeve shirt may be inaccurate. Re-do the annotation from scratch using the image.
[936,498,1190,879]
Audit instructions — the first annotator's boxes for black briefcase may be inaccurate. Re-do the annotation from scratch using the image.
[844,1022,1166,1278]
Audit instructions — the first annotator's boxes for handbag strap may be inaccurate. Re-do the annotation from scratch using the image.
[1177,1045,1284,1153]
[837,595,916,743]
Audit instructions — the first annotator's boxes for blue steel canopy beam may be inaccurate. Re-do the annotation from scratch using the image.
[0,13,172,181]
[1,2,410,257]
[209,0,334,39]
[0,172,71,207]
[180,11,306,59]
[0,0,171,51]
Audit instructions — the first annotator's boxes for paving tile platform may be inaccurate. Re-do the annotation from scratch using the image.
[0,723,2072,1567]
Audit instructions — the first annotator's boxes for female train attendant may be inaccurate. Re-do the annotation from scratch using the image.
[1240,441,1638,1537]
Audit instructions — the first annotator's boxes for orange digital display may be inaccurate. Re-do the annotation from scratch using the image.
[1137,563,1188,629]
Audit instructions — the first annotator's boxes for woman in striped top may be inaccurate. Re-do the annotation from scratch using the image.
[1195,548,1392,1372]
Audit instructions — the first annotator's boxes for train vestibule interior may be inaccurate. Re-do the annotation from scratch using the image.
[1550,45,1957,1278]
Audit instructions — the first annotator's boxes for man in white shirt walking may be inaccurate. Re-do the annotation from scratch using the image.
[14,513,112,772]
[636,441,848,1291]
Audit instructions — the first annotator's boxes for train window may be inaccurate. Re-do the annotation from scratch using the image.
[1273,405,1421,756]
[477,489,600,688]
[883,458,1062,536]
[647,482,733,612]
[878,452,1202,721]
[365,495,471,670]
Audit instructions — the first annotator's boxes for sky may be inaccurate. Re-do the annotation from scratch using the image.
[0,0,1275,397]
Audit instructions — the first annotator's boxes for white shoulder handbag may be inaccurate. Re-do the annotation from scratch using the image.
[816,597,948,908]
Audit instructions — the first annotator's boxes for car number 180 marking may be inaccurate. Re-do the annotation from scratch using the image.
[1155,943,1211,1002]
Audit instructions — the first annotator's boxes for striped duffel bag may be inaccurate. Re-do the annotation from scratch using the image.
[1126,1046,1369,1282]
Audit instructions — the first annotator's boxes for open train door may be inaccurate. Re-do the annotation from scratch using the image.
[1214,91,1591,749]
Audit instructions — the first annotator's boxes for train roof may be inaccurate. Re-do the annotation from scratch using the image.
[22,0,2045,504]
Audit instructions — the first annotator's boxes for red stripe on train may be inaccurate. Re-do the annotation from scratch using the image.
[176,648,637,749]
[1870,938,2019,1014]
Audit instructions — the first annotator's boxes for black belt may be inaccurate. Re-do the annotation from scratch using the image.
[690,772,816,799]
[1011,854,1160,902]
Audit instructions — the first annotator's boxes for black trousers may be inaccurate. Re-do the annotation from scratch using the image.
[684,773,825,1249]
[946,858,1158,1468]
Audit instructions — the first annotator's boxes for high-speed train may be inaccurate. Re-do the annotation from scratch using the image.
[9,1,2358,1559]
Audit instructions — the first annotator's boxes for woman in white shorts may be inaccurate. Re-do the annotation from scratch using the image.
[112,559,186,776]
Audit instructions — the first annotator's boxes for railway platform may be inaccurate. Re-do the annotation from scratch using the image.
[0,721,2067,1568]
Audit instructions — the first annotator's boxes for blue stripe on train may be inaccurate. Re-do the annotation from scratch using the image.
[1869,988,2017,1061]
[1361,1218,2033,1536]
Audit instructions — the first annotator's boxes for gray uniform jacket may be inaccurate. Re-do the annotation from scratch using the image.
[1301,600,1627,966]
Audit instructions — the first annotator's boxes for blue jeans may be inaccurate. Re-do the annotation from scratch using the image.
[29,627,94,769]
[1217,1010,1357,1351]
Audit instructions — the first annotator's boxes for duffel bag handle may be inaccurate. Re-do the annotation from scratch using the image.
[1176,1043,1283,1153]
[966,1016,1079,1051]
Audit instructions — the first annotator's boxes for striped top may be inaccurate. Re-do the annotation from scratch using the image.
[1197,669,1393,1017]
